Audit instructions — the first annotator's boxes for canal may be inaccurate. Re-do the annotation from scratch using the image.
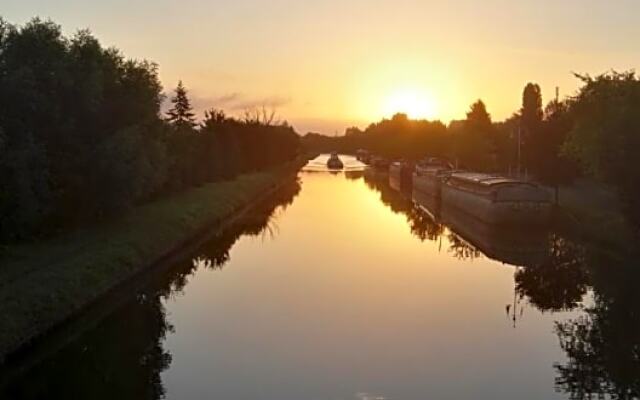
[2,155,638,400]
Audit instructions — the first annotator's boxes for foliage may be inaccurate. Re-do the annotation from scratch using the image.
[532,98,579,187]
[303,113,448,161]
[521,83,543,138]
[166,80,196,129]
[520,83,543,171]
[452,100,500,171]
[0,18,299,241]
[564,71,640,228]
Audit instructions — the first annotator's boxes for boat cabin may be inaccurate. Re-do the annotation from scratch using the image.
[445,173,550,203]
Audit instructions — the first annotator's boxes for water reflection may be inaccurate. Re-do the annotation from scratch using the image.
[363,169,445,243]
[0,286,173,400]
[0,178,301,400]
[515,235,589,313]
[369,167,640,400]
[554,255,640,399]
[3,159,640,399]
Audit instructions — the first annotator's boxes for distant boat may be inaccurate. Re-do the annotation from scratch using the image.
[441,172,552,225]
[327,153,344,170]
[356,149,371,164]
[370,156,390,170]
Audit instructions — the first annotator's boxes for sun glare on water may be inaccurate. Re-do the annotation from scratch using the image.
[382,89,438,120]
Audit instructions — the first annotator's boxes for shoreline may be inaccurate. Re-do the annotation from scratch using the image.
[0,159,305,363]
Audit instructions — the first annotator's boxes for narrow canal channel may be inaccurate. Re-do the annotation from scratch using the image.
[2,155,637,400]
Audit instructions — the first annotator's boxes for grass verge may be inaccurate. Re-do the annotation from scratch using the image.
[553,179,632,249]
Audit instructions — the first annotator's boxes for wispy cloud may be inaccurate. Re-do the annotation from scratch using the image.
[213,93,242,104]
[161,91,292,120]
[194,93,292,112]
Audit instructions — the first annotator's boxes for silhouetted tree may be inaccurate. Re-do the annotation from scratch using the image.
[453,100,498,171]
[521,83,544,174]
[533,98,579,200]
[521,83,543,143]
[0,18,299,242]
[564,71,640,230]
[166,81,196,129]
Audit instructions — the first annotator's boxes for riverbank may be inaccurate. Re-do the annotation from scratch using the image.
[551,179,633,250]
[0,160,304,361]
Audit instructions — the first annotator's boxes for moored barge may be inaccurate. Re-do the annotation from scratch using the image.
[412,157,453,199]
[441,172,552,225]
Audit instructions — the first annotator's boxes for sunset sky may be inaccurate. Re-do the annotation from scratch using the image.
[5,0,640,134]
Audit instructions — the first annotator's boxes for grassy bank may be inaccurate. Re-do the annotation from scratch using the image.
[552,179,633,249]
[0,162,302,360]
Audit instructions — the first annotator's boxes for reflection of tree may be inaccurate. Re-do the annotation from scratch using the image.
[446,233,481,260]
[363,171,444,243]
[554,253,640,399]
[1,178,302,399]
[515,234,589,312]
[363,171,411,215]
[2,291,172,399]
[194,178,300,270]
[407,206,444,241]
[364,171,488,259]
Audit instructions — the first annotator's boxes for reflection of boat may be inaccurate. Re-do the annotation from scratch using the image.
[344,170,365,181]
[326,153,344,170]
[441,172,552,225]
[412,157,454,199]
[370,156,390,170]
[412,180,548,266]
[412,187,441,221]
[440,201,549,266]
[389,161,415,192]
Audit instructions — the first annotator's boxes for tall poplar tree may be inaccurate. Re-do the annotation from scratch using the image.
[521,83,543,172]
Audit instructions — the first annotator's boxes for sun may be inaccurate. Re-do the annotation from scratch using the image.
[382,89,438,120]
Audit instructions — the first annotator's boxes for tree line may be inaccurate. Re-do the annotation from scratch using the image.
[0,18,299,242]
[303,71,640,231]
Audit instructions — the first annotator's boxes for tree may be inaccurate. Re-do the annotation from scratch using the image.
[521,83,543,172]
[0,18,169,235]
[532,98,579,201]
[198,109,227,181]
[564,71,640,229]
[166,81,196,129]
[0,17,300,242]
[466,100,492,131]
[0,127,50,239]
[521,83,543,136]
[453,100,498,171]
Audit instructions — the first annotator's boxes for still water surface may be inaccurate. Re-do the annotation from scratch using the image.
[2,155,638,399]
